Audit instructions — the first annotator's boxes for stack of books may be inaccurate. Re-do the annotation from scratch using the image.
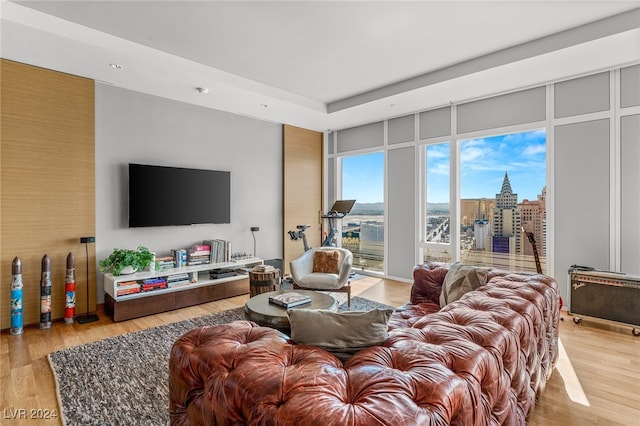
[203,239,232,264]
[172,249,188,267]
[268,292,312,308]
[188,244,211,265]
[155,256,176,271]
[252,264,275,273]
[116,280,141,296]
[167,273,190,288]
[141,277,167,292]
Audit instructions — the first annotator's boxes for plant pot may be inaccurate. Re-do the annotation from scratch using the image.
[120,266,137,275]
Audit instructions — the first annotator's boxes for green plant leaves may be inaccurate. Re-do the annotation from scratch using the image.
[99,246,154,276]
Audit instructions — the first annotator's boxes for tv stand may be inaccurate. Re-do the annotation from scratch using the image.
[104,258,262,321]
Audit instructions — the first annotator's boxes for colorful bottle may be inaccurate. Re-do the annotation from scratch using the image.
[10,257,23,335]
[64,252,76,324]
[40,254,52,329]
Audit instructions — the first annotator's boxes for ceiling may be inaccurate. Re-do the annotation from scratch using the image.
[2,1,639,131]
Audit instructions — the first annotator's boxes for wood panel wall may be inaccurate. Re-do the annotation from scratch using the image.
[282,125,323,275]
[1,60,95,329]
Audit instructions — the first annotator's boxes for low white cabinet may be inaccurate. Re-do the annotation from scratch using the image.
[104,258,262,321]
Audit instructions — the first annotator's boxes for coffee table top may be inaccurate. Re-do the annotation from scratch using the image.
[244,289,337,330]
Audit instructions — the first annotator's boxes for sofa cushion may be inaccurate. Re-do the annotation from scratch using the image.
[312,250,340,273]
[295,273,343,289]
[411,262,450,305]
[439,262,488,306]
[288,308,394,361]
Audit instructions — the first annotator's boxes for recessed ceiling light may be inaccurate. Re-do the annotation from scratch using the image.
[196,87,209,94]
[109,63,123,69]
[260,104,269,108]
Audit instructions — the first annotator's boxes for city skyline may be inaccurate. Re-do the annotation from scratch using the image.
[427,129,546,203]
[343,129,546,205]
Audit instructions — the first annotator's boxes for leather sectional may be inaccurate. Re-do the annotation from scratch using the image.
[169,262,560,425]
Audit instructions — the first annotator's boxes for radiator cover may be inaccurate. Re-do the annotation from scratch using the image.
[569,269,640,327]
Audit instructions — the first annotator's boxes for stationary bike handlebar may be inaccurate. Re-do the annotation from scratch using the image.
[289,225,311,251]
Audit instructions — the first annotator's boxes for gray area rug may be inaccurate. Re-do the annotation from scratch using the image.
[48,296,393,426]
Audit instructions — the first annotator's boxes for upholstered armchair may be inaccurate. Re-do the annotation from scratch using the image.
[289,247,353,307]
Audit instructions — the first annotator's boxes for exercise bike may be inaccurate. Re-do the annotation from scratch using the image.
[287,200,356,251]
[288,224,311,252]
[321,199,356,247]
[287,200,357,281]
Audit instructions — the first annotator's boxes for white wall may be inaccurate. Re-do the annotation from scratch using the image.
[95,85,282,302]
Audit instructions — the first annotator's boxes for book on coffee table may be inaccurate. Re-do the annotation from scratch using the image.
[269,292,312,308]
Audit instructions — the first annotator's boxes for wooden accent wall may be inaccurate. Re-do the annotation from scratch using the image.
[282,125,323,275]
[1,60,95,329]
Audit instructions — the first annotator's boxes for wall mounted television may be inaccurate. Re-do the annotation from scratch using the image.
[128,163,230,227]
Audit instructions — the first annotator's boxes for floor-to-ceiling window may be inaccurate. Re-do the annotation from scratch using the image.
[423,142,452,263]
[340,151,384,273]
[459,129,547,273]
[421,129,547,272]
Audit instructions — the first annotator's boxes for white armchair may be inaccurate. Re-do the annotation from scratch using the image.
[289,247,353,307]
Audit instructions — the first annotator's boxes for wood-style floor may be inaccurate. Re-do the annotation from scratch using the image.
[1,276,639,425]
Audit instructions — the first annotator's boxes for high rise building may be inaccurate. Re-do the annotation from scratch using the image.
[473,219,490,250]
[360,222,384,259]
[460,198,495,227]
[519,185,547,257]
[492,172,522,254]
[539,186,547,256]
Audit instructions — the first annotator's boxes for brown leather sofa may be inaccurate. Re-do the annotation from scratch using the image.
[169,262,560,425]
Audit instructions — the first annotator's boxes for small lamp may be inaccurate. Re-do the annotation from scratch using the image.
[250,227,260,258]
[76,236,99,324]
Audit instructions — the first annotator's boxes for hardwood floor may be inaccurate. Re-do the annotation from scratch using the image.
[531,314,640,426]
[1,276,639,425]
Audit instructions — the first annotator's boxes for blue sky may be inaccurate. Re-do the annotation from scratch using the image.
[428,129,546,203]
[343,129,546,204]
[342,152,384,203]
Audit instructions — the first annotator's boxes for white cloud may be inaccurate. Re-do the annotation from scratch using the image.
[461,139,493,163]
[427,149,448,159]
[522,144,546,156]
[430,162,450,176]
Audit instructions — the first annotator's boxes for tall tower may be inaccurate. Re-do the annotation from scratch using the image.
[519,185,546,257]
[492,172,521,253]
[538,186,547,256]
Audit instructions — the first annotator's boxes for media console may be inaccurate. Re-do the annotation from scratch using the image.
[104,257,262,321]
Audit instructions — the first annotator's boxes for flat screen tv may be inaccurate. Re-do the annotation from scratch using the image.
[128,163,230,227]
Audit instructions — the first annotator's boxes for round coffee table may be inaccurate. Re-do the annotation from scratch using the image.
[244,289,338,331]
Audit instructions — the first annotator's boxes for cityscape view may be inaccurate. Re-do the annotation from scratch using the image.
[426,175,547,272]
[341,130,546,273]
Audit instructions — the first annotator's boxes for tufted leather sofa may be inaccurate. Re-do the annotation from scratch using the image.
[169,262,560,425]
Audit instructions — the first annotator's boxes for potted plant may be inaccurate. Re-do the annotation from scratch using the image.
[99,246,155,276]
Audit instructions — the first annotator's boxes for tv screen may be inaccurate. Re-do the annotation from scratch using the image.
[128,163,230,227]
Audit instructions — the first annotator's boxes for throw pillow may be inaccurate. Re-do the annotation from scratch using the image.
[288,308,394,362]
[312,250,340,273]
[439,262,488,306]
[411,263,450,305]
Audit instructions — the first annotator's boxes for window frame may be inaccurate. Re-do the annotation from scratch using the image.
[421,139,453,263]
[419,120,549,270]
[336,149,386,275]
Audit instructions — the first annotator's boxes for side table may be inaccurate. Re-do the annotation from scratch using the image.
[249,269,281,297]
